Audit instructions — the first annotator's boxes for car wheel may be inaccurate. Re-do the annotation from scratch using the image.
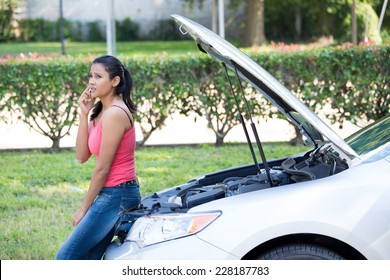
[257,244,344,260]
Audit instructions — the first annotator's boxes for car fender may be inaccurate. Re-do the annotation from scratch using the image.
[193,159,390,259]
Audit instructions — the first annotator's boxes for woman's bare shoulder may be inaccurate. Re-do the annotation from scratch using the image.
[103,105,132,128]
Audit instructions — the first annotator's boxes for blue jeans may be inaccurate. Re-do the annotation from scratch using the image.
[56,180,141,260]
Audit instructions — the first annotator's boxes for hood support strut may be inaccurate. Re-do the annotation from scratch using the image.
[223,62,274,187]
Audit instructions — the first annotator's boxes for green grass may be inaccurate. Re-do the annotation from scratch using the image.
[0,143,308,259]
[0,41,199,57]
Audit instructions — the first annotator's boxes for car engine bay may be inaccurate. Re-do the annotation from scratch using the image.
[148,144,348,211]
[114,145,349,242]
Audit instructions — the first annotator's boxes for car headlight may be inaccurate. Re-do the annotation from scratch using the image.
[127,211,221,248]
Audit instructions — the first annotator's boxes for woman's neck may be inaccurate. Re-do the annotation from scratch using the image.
[101,95,121,110]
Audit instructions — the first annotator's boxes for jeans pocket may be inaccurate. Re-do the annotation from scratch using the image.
[120,196,140,212]
[90,192,112,214]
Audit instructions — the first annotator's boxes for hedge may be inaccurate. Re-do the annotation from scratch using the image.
[1,45,389,150]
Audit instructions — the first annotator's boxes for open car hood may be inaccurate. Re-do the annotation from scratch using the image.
[172,14,358,159]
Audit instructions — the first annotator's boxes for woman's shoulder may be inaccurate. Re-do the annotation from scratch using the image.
[103,104,133,127]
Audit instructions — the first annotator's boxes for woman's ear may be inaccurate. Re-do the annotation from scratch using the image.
[113,76,120,87]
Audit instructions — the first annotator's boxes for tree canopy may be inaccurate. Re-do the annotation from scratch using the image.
[181,0,389,45]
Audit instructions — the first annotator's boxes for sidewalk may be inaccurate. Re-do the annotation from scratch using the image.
[0,112,359,150]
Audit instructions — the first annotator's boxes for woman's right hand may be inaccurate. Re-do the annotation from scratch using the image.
[72,207,87,227]
[78,87,95,116]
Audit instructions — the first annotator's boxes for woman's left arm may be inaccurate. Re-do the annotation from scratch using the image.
[72,109,127,226]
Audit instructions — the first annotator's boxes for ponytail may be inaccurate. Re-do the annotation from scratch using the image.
[119,66,137,114]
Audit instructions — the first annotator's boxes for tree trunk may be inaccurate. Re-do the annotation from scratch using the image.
[289,124,304,146]
[51,138,61,153]
[215,134,224,146]
[352,0,357,45]
[295,5,302,40]
[243,0,266,46]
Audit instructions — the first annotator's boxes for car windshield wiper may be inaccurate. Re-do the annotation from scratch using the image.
[222,62,274,187]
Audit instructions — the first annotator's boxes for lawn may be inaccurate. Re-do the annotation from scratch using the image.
[0,40,199,57]
[0,143,308,259]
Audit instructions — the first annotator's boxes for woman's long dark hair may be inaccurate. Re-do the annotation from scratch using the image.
[89,55,137,121]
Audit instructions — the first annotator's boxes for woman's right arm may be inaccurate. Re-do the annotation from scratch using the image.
[75,88,94,163]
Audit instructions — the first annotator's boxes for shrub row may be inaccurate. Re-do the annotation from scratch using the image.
[1,45,389,151]
[4,17,185,42]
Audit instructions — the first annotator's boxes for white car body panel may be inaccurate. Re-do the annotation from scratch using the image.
[193,159,390,260]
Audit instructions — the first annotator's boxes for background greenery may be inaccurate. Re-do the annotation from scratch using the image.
[1,44,389,150]
[0,143,308,259]
[2,0,389,45]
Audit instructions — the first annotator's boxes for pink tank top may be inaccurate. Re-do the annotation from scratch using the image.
[88,105,136,187]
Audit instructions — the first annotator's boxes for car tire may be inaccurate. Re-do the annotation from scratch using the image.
[257,243,344,260]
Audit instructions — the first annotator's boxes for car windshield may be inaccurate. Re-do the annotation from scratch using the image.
[345,116,390,156]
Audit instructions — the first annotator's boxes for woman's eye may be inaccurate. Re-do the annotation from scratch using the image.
[88,73,102,79]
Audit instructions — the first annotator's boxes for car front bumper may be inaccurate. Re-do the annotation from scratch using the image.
[104,235,239,260]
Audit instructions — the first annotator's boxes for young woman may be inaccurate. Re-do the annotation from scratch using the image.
[56,55,140,260]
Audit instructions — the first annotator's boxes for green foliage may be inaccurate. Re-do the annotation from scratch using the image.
[1,45,389,149]
[17,18,80,42]
[116,17,140,41]
[0,56,90,151]
[2,0,389,44]
[4,15,187,43]
[342,2,381,43]
[0,0,17,42]
[265,0,351,41]
[317,46,389,126]
[263,0,386,43]
[147,19,186,41]
[183,56,274,146]
[15,17,138,43]
[253,46,389,128]
[86,21,104,42]
[196,59,240,146]
[18,18,55,42]
[0,143,308,259]
[122,54,195,146]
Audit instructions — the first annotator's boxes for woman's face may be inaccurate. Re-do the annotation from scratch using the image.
[88,63,118,100]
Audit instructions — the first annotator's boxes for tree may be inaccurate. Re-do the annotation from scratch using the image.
[196,67,242,146]
[185,57,273,146]
[2,58,86,152]
[182,0,267,46]
[0,0,18,42]
[124,55,195,147]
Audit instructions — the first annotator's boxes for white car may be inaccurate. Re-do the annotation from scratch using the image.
[105,15,390,260]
